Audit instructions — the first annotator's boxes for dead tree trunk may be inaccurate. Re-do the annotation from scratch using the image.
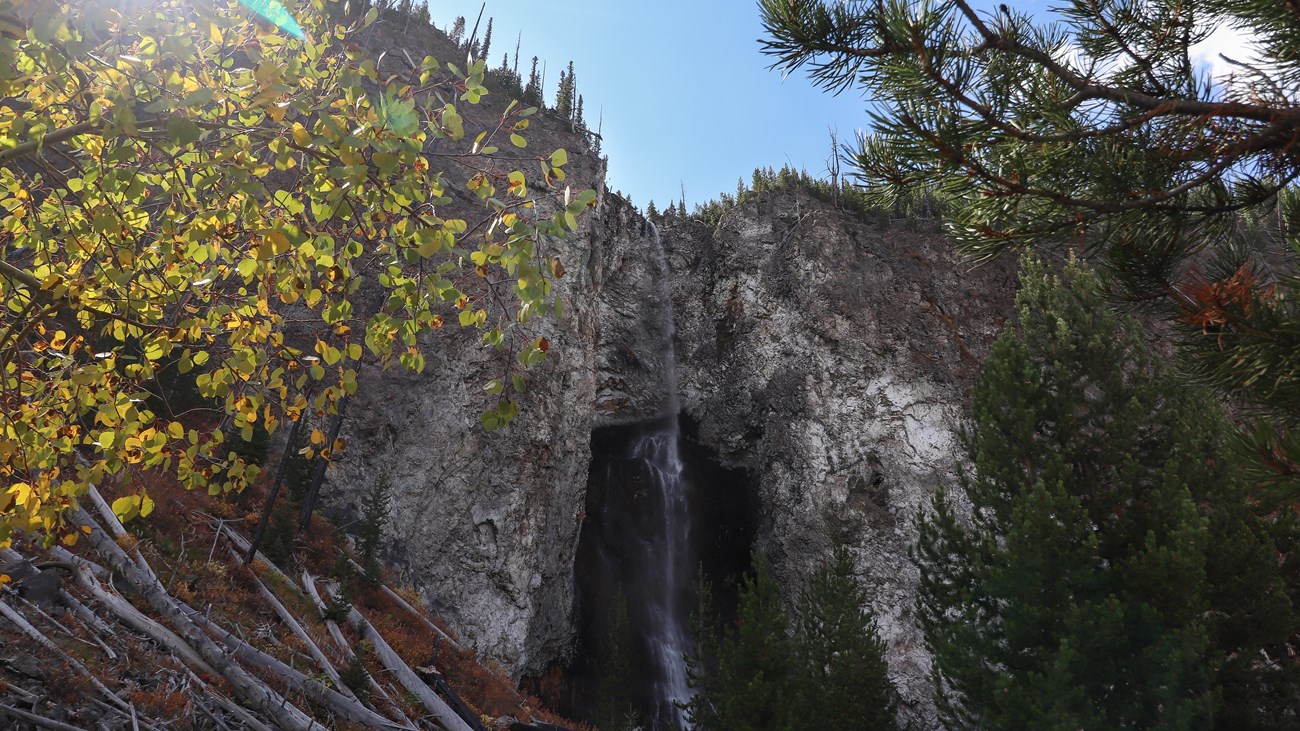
[298,394,350,531]
[68,507,319,731]
[246,411,307,563]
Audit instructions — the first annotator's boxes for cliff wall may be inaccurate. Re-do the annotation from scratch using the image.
[326,22,1016,726]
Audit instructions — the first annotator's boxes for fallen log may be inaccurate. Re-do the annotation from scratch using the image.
[0,598,128,713]
[336,539,460,651]
[14,592,116,661]
[68,506,320,731]
[299,569,353,656]
[222,539,357,702]
[0,547,112,638]
[345,602,474,731]
[422,670,488,731]
[184,669,277,731]
[86,486,158,581]
[0,701,88,731]
[299,570,411,719]
[505,721,579,731]
[364,569,461,650]
[180,601,416,730]
[47,546,217,677]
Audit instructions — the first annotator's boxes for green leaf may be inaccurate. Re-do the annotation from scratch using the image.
[379,93,419,136]
[372,152,398,175]
[182,88,215,107]
[111,496,138,523]
[510,133,527,149]
[111,492,153,523]
[550,148,568,167]
[166,116,201,147]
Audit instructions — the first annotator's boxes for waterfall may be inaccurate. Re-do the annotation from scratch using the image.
[632,431,693,729]
[639,220,694,729]
[650,222,680,417]
[572,223,747,731]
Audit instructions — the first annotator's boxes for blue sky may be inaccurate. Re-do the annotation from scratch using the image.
[427,1,1249,210]
[430,1,870,209]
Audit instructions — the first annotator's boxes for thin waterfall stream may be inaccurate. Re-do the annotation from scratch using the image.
[637,221,693,728]
[569,222,755,731]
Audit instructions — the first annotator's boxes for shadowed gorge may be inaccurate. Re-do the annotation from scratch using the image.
[569,416,758,730]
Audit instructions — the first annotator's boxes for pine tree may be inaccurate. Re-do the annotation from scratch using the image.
[686,549,903,730]
[283,421,314,502]
[566,61,577,122]
[795,547,900,730]
[325,545,356,622]
[413,1,429,26]
[448,15,465,45]
[646,200,658,219]
[357,472,392,588]
[685,553,797,731]
[554,65,574,120]
[758,0,1300,497]
[916,257,1299,730]
[479,18,492,62]
[523,56,542,108]
[262,497,298,568]
[592,588,643,731]
[575,94,585,129]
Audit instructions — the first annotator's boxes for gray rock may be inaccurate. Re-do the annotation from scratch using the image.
[660,192,1013,727]
[331,184,1013,729]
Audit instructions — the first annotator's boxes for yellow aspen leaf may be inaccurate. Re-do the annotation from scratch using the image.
[266,230,290,255]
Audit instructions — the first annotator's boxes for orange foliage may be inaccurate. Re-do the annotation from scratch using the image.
[1179,263,1273,332]
[129,686,190,720]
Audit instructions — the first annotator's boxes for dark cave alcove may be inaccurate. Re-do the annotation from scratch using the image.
[533,414,758,729]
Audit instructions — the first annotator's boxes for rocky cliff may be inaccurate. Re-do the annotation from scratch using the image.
[329,169,1016,728]
[662,194,1014,725]
[323,17,1017,728]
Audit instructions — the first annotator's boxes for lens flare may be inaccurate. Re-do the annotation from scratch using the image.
[238,0,305,39]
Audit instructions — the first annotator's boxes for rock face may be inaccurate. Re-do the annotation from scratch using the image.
[324,184,667,672]
[659,191,1015,726]
[330,146,1013,726]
